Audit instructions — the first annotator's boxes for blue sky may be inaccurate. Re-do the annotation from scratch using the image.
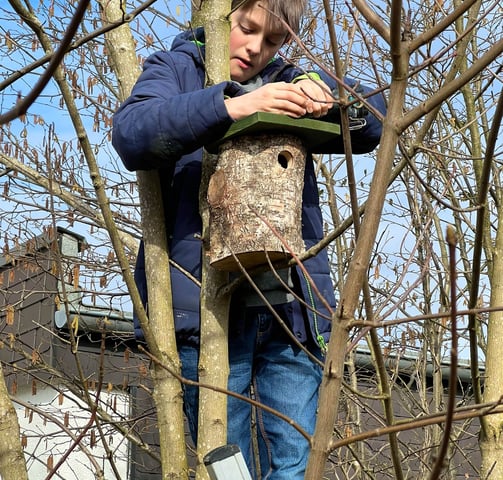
[0,1,501,362]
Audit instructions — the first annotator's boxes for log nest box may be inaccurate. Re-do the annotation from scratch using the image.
[206,112,340,271]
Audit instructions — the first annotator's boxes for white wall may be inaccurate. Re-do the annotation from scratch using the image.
[13,384,130,479]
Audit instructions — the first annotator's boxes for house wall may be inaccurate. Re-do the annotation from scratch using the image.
[0,228,162,479]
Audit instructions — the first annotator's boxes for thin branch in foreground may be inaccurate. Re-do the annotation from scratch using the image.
[0,0,91,125]
[138,345,312,443]
[428,226,458,480]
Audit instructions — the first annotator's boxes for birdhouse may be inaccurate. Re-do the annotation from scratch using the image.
[206,112,340,271]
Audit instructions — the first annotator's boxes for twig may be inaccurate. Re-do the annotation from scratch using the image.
[428,226,458,480]
[0,0,91,125]
[138,345,312,443]
[249,207,334,317]
[329,396,503,451]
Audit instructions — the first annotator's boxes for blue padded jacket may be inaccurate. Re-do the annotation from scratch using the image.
[112,28,386,349]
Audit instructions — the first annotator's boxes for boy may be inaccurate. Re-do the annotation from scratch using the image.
[112,0,386,478]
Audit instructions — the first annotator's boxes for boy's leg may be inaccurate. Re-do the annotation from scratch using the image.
[252,312,323,480]
[227,309,258,478]
[179,314,258,478]
[178,343,200,444]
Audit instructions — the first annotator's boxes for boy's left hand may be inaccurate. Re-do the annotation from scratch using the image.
[295,79,334,118]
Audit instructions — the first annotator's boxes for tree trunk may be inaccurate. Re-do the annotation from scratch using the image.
[0,363,28,480]
[196,1,232,478]
[480,209,503,478]
[305,35,410,480]
[99,1,188,478]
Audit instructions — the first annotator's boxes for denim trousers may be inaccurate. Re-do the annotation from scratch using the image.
[178,306,323,480]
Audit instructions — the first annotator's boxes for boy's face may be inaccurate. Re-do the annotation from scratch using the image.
[229,2,288,82]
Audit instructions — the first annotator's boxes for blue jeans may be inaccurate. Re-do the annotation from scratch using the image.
[179,306,323,480]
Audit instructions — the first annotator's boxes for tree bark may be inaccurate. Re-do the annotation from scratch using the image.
[196,1,232,478]
[481,233,503,478]
[480,96,503,478]
[0,363,28,480]
[99,1,188,478]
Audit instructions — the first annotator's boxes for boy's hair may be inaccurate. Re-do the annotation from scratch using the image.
[231,0,306,37]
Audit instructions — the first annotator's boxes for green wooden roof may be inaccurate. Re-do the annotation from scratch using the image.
[206,112,341,154]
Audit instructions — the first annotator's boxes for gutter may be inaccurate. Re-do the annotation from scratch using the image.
[54,307,134,334]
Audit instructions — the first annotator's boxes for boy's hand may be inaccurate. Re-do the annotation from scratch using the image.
[295,78,334,118]
[224,81,334,121]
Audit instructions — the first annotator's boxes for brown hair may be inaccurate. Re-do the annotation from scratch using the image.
[231,0,306,37]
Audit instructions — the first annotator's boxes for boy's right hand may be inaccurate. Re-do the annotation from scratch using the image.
[224,81,332,121]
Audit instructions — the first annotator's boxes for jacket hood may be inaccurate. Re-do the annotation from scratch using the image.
[170,27,206,69]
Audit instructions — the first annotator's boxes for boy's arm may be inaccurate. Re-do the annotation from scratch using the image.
[272,63,386,154]
[112,51,237,171]
[310,73,386,154]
